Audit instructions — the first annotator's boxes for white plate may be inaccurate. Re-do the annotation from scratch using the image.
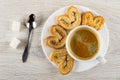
[41,5,109,72]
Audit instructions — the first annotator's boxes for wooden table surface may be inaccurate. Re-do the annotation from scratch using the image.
[0,0,120,80]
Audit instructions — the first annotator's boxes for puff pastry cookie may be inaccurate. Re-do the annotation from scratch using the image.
[82,11,104,30]
[49,49,74,75]
[58,54,74,75]
[57,6,81,30]
[45,25,67,49]
[49,49,67,64]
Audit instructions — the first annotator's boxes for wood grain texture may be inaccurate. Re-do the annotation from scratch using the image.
[0,0,120,80]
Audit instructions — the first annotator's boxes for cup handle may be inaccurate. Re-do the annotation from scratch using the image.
[96,56,107,64]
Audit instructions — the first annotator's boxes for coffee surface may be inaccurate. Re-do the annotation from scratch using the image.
[70,29,99,60]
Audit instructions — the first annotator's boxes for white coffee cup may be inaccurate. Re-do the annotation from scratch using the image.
[66,25,106,64]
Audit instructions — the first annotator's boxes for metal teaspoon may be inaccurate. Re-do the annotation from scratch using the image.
[22,14,37,62]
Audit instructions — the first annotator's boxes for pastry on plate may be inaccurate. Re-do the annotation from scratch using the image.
[49,49,74,75]
[45,25,67,49]
[57,6,81,30]
[81,11,104,30]
[58,54,74,75]
[49,49,67,64]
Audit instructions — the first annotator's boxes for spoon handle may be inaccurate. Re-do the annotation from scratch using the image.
[22,28,32,62]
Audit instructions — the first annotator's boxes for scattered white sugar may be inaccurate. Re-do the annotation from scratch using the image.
[9,38,21,49]
[12,21,21,32]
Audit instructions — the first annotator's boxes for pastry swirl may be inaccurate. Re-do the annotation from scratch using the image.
[45,25,67,49]
[49,49,67,64]
[57,6,81,30]
[93,16,104,30]
[58,54,74,75]
[49,49,74,75]
[82,11,104,30]
[67,6,81,28]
